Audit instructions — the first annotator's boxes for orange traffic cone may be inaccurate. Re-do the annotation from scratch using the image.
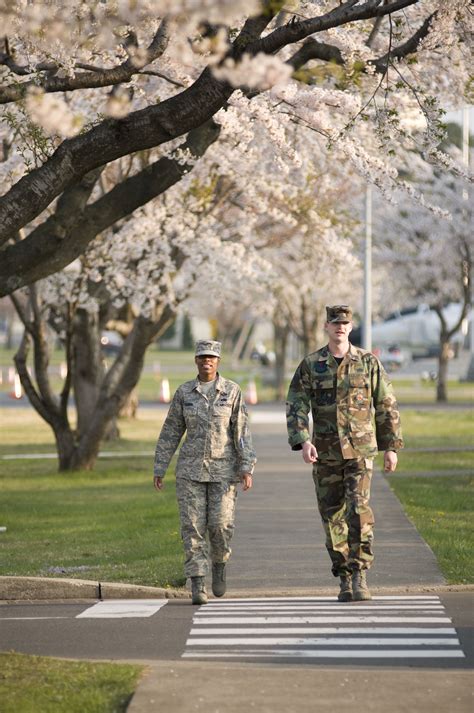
[159,378,171,403]
[9,373,23,399]
[245,379,258,405]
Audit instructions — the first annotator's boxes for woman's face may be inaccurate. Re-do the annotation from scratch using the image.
[195,355,219,382]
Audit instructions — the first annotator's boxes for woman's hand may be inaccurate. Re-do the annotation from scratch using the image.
[240,473,253,491]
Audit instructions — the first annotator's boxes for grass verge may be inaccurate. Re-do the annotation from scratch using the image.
[0,456,185,587]
[0,652,143,713]
[388,474,474,583]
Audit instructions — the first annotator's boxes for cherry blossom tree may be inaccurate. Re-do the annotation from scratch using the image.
[1,0,471,296]
[8,123,274,470]
[374,154,472,401]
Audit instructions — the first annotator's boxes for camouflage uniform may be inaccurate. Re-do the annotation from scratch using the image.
[286,342,403,577]
[154,371,256,578]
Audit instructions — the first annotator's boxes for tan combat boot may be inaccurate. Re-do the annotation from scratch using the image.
[191,576,208,605]
[337,575,352,602]
[352,570,371,601]
[212,563,226,597]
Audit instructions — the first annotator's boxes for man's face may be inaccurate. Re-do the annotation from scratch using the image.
[195,355,219,381]
[325,320,352,343]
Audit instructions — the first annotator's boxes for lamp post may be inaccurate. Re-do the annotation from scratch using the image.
[463,106,474,380]
[363,183,372,352]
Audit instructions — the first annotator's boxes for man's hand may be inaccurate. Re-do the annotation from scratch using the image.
[302,441,318,464]
[241,473,253,491]
[384,451,398,473]
[153,476,164,491]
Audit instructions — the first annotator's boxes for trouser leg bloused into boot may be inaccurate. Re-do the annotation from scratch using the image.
[191,576,208,605]
[338,575,352,602]
[212,563,226,597]
[352,570,371,601]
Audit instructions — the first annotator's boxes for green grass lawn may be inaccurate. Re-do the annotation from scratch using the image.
[0,456,185,587]
[0,652,143,713]
[396,451,473,473]
[401,409,474,449]
[388,475,474,584]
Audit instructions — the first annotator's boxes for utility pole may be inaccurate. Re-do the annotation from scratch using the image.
[463,106,474,380]
[363,183,372,352]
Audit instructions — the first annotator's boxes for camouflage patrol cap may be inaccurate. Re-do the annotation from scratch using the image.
[195,340,221,357]
[326,305,353,323]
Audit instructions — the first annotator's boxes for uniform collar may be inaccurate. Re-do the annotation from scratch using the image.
[321,343,358,365]
[193,373,225,392]
[347,343,361,362]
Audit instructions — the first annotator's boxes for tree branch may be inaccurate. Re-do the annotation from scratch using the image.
[288,39,344,70]
[0,120,220,295]
[0,0,421,257]
[249,0,420,57]
[0,20,171,104]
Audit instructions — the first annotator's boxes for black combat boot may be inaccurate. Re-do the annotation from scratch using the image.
[337,574,353,602]
[212,563,226,597]
[191,576,208,605]
[352,570,371,601]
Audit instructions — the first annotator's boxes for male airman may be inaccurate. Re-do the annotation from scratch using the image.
[286,305,403,601]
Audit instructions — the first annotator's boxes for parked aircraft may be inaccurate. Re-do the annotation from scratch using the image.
[351,303,470,359]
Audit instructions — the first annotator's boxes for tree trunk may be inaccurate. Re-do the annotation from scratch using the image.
[436,338,450,403]
[53,423,78,471]
[72,309,103,432]
[274,321,290,401]
[12,291,175,471]
[301,298,319,355]
[63,311,174,471]
[119,387,139,419]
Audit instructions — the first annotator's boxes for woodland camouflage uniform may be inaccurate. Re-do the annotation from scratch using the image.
[287,342,403,576]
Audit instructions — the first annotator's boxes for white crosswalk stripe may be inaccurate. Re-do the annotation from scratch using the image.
[76,599,168,618]
[183,596,465,661]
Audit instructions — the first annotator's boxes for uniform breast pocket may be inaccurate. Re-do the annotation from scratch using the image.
[315,377,335,407]
[213,404,231,422]
[349,376,369,410]
[183,403,198,425]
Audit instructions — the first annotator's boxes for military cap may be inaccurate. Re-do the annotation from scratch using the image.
[195,340,221,357]
[326,305,353,323]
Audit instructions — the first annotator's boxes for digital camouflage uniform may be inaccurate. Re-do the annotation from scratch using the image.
[154,373,256,578]
[286,342,403,577]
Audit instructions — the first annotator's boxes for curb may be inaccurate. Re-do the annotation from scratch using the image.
[0,576,188,601]
[1,576,473,601]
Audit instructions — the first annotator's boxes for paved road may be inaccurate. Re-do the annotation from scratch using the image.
[0,593,472,669]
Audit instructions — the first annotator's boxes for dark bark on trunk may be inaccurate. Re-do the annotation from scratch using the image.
[72,309,104,435]
[301,299,319,356]
[274,321,290,401]
[436,337,450,403]
[119,387,139,419]
[11,293,175,471]
[68,311,173,470]
[0,120,220,295]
